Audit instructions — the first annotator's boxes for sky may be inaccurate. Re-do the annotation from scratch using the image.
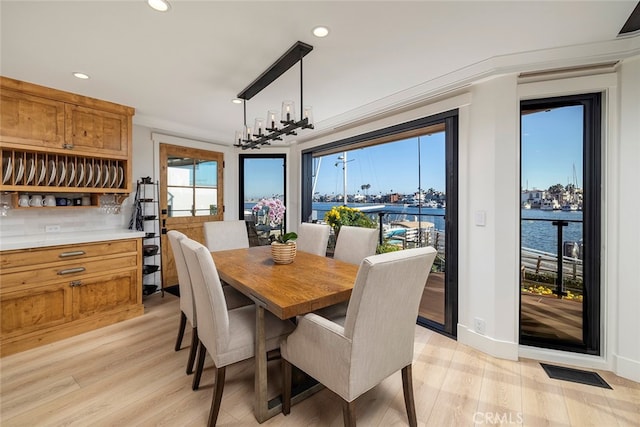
[243,105,584,199]
[521,105,583,190]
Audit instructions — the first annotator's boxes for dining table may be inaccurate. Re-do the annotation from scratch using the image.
[210,245,359,423]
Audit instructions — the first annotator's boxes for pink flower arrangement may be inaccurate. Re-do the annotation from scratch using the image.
[252,198,297,243]
[252,198,286,227]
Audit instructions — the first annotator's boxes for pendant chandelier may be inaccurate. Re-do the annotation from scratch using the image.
[234,41,314,150]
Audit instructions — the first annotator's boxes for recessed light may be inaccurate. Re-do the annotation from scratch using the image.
[73,72,90,80]
[232,99,243,104]
[148,0,170,12]
[312,26,330,38]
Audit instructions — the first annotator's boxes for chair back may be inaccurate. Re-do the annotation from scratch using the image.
[167,230,196,326]
[344,247,437,395]
[296,223,330,256]
[180,238,231,364]
[203,220,249,252]
[333,225,378,265]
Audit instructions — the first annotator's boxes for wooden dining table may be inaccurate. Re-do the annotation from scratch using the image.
[210,245,359,423]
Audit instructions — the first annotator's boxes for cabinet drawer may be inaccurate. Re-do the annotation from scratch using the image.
[1,239,138,270]
[1,255,138,290]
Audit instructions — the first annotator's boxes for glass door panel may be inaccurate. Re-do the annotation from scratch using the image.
[520,94,601,354]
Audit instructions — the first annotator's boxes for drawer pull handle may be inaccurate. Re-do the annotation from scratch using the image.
[58,267,86,275]
[59,251,86,258]
[62,143,74,149]
[70,280,82,287]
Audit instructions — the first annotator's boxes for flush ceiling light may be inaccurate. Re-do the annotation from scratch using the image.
[234,41,315,150]
[231,98,243,104]
[312,26,330,38]
[147,0,170,12]
[73,72,90,79]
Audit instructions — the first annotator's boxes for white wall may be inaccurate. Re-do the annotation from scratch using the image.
[613,56,640,382]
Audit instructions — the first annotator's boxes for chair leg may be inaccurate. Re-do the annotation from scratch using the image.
[192,344,207,391]
[401,364,418,427]
[282,359,292,415]
[342,399,356,427]
[186,327,199,375]
[207,366,226,427]
[174,311,187,351]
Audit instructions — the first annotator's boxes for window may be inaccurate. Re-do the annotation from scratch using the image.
[301,111,459,336]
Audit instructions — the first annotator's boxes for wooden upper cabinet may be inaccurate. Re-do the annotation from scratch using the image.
[65,104,129,158]
[0,76,133,159]
[0,88,66,149]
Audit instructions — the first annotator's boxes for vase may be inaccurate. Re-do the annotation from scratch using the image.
[271,241,297,264]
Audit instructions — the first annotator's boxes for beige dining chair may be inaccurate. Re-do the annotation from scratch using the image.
[333,225,378,265]
[202,220,253,310]
[167,230,200,376]
[319,225,379,319]
[167,230,252,388]
[281,246,437,427]
[295,222,331,256]
[180,237,296,427]
[203,220,249,251]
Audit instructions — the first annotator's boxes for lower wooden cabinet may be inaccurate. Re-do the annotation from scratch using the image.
[0,238,143,356]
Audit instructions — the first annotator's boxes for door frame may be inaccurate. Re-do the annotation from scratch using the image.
[158,143,224,288]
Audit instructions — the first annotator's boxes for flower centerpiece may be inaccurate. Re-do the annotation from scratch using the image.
[252,198,298,264]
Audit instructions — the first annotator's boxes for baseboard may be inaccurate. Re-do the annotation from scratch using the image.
[457,324,518,360]
[518,345,609,371]
[613,354,640,383]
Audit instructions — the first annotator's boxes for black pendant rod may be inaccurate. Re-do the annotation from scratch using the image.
[237,41,313,100]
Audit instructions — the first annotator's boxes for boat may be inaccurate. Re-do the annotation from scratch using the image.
[561,203,578,211]
[522,201,531,209]
[540,199,560,210]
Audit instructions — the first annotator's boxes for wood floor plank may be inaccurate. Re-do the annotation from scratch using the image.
[1,293,638,427]
[519,358,572,426]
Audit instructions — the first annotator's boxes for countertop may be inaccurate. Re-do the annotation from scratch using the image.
[0,230,147,251]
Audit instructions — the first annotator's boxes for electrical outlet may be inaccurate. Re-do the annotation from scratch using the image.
[474,317,486,335]
[45,225,61,233]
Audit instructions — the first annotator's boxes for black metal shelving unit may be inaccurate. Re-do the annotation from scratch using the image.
[129,179,162,296]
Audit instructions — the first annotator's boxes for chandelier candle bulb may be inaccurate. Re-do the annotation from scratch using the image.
[267,110,278,130]
[254,118,265,136]
[282,100,295,123]
[303,106,314,126]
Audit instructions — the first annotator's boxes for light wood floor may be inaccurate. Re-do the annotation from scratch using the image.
[1,293,638,427]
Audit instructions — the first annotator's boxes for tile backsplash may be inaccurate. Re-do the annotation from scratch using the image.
[0,195,135,238]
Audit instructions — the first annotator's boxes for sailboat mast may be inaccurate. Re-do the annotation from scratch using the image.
[343,151,348,205]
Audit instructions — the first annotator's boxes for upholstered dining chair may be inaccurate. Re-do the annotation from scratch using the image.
[319,225,379,319]
[203,220,249,251]
[202,220,253,310]
[180,238,296,427]
[333,225,378,265]
[295,222,331,256]
[281,247,437,427]
[167,230,199,375]
[167,230,252,388]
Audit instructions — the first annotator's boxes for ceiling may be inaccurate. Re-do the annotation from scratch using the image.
[1,1,638,147]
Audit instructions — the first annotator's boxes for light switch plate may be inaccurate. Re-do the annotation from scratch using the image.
[475,211,486,226]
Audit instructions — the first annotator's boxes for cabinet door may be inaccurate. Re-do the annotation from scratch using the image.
[0,89,66,148]
[72,269,139,319]
[65,104,129,158]
[1,282,73,336]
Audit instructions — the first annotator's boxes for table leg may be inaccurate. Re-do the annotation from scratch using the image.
[254,305,269,423]
[253,304,324,423]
